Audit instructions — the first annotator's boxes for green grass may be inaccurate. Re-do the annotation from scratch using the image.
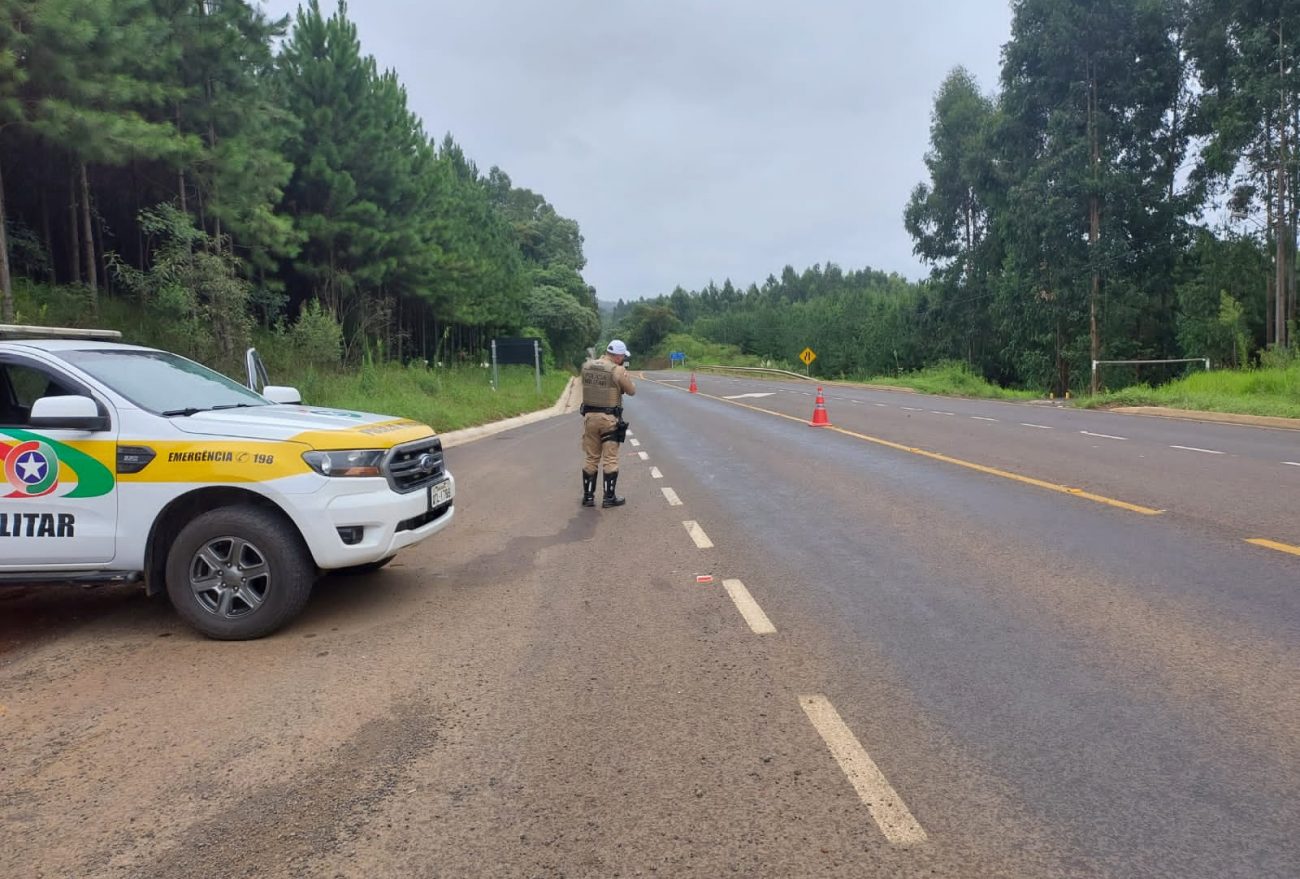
[646,333,766,369]
[1080,365,1300,419]
[10,279,572,431]
[294,363,571,432]
[863,362,1039,400]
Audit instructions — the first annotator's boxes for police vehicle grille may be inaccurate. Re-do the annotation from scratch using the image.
[385,437,444,492]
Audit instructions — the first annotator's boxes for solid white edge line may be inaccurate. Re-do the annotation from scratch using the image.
[721,579,776,634]
[1170,445,1224,455]
[800,695,928,846]
[661,487,683,506]
[1080,430,1127,440]
[637,451,649,460]
[682,520,714,549]
[630,438,641,447]
[650,466,663,479]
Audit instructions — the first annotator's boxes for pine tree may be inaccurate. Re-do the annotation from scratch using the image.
[20,0,189,309]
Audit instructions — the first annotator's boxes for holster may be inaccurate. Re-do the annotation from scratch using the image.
[600,420,630,444]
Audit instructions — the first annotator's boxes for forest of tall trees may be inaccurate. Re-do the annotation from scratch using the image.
[0,0,600,368]
[621,0,1297,394]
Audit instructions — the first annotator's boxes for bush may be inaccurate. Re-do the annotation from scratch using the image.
[288,300,343,368]
[107,205,252,370]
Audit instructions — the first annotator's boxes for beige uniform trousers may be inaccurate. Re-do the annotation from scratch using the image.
[582,412,620,475]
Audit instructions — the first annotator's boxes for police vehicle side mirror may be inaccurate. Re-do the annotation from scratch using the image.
[29,395,110,432]
[262,385,303,405]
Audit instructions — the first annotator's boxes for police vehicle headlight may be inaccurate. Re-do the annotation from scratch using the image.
[302,449,385,478]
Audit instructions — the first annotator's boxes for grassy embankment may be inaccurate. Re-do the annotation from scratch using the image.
[291,364,571,432]
[653,335,1039,400]
[1080,364,1300,419]
[9,281,571,431]
[651,332,1298,416]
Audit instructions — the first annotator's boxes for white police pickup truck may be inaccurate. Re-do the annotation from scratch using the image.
[0,325,455,639]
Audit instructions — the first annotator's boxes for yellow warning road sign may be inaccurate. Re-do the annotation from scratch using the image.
[799,347,817,366]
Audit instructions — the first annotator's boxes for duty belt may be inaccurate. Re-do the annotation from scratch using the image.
[582,404,623,416]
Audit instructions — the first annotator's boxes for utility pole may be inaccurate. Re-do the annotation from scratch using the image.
[1088,59,1103,393]
[1278,22,1290,349]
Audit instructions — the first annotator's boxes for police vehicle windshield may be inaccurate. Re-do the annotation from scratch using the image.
[57,349,272,416]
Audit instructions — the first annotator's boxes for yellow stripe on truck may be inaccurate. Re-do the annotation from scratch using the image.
[289,419,435,451]
[119,441,310,483]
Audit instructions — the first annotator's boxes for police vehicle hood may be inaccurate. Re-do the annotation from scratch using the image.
[168,405,436,450]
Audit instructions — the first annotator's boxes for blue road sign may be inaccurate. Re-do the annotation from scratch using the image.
[669,351,686,362]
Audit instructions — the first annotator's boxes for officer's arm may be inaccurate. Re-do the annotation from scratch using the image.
[617,367,636,396]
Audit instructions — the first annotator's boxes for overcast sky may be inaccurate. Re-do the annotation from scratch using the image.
[262,0,1014,301]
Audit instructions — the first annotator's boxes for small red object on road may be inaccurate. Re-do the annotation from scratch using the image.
[695,574,713,584]
[810,387,832,427]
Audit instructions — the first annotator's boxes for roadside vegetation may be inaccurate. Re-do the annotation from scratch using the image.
[1,0,600,430]
[12,277,571,431]
[1082,355,1300,420]
[862,363,1039,400]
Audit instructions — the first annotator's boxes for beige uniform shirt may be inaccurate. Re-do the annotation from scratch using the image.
[607,356,636,401]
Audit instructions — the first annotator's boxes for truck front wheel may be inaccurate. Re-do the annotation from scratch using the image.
[165,506,315,640]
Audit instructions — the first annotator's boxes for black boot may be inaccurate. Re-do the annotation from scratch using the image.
[601,472,626,508]
[581,471,597,507]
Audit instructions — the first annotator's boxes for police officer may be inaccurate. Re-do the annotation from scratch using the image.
[580,340,636,507]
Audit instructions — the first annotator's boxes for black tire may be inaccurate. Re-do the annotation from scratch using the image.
[164,505,315,640]
[331,555,397,576]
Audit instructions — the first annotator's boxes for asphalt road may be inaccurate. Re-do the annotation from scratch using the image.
[2,373,1297,878]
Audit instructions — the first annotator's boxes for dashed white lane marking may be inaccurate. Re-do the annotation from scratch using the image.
[637,451,649,460]
[1019,423,1053,429]
[722,579,776,634]
[650,467,663,479]
[1284,461,1300,468]
[873,403,888,407]
[682,520,714,549]
[930,411,956,416]
[630,438,641,447]
[971,416,997,422]
[1080,430,1127,440]
[902,407,923,412]
[800,695,928,846]
[661,487,683,506]
[1170,445,1224,455]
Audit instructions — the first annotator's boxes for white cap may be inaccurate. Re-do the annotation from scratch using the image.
[606,339,630,357]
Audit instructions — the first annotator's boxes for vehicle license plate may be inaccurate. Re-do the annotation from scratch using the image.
[427,478,452,511]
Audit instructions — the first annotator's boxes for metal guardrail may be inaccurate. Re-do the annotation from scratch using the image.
[683,364,918,393]
[694,365,816,381]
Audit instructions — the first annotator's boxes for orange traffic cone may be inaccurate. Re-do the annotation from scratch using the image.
[809,387,832,427]
[689,372,698,393]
